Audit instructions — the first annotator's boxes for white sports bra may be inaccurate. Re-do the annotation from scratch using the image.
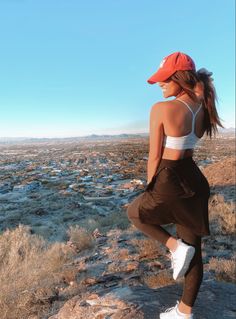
[163,98,202,150]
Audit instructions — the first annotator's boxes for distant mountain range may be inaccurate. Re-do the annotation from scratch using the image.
[0,128,234,144]
[218,127,235,133]
[0,133,149,144]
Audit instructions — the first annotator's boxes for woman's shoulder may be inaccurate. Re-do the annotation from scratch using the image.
[150,99,179,115]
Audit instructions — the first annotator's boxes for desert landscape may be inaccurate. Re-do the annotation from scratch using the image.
[0,132,235,319]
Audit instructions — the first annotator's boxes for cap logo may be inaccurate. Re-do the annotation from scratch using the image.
[159,59,166,68]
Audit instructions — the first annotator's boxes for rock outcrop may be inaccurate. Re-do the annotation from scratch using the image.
[49,280,236,319]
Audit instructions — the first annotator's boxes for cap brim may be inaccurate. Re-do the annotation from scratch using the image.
[147,68,174,84]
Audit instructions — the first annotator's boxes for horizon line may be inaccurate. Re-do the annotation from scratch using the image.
[0,132,149,140]
[0,127,235,140]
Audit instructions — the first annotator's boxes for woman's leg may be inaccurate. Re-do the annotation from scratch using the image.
[127,194,177,250]
[127,196,202,315]
[176,224,203,314]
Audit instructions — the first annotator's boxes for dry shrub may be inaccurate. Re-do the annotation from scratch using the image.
[108,248,130,262]
[97,210,130,230]
[79,210,130,234]
[80,218,101,233]
[117,248,130,260]
[209,195,235,234]
[0,225,74,319]
[67,225,94,252]
[130,238,164,259]
[208,257,236,283]
[143,270,175,288]
[107,260,139,274]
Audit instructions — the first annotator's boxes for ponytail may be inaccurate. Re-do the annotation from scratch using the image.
[196,68,224,137]
[171,69,224,138]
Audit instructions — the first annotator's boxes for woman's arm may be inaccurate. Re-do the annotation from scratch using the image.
[147,102,164,184]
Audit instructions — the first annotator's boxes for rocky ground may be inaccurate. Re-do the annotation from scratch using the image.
[0,135,235,319]
[46,225,236,319]
[0,138,147,241]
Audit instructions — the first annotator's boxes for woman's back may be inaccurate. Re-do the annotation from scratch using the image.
[161,98,205,160]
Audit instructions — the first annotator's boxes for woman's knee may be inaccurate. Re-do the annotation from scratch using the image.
[127,197,140,220]
[127,203,137,220]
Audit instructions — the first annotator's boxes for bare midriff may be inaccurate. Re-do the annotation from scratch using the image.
[162,147,194,160]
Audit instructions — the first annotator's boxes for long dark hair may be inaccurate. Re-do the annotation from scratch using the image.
[170,69,224,137]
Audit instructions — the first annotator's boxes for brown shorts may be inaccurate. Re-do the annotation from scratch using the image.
[135,157,210,236]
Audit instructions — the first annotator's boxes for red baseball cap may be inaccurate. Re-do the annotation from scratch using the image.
[147,52,196,84]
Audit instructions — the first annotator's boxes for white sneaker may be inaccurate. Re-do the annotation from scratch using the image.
[170,239,195,280]
[160,301,194,318]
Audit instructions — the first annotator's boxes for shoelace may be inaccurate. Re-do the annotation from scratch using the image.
[163,301,179,313]
[164,305,176,313]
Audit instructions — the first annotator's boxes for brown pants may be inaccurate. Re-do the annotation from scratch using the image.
[127,157,209,307]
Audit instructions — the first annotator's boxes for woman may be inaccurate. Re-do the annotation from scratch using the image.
[127,52,223,319]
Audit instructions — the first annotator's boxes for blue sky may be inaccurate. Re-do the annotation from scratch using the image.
[0,0,235,137]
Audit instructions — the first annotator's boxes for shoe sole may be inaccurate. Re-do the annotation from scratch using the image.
[173,247,195,280]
